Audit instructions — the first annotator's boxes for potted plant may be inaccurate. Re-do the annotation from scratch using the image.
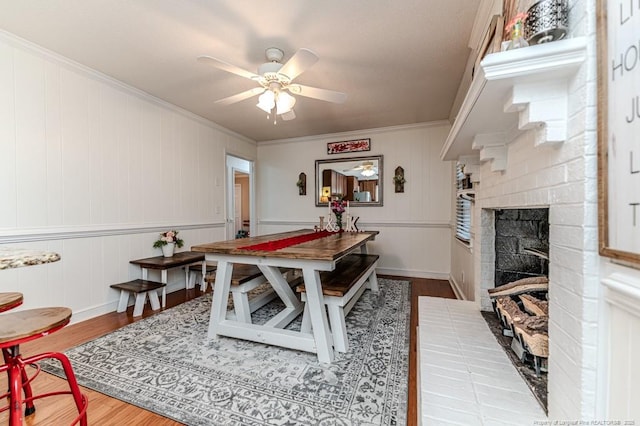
[153,230,184,257]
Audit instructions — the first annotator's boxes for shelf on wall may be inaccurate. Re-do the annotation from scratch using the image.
[440,37,588,170]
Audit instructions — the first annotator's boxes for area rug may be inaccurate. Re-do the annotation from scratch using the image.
[42,278,410,426]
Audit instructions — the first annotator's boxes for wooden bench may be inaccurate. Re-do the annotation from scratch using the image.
[205,264,295,323]
[297,253,379,352]
[187,262,217,291]
[110,279,166,317]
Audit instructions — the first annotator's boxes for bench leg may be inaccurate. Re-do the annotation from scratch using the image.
[132,292,147,317]
[232,291,252,323]
[116,290,130,313]
[187,271,197,289]
[327,305,348,352]
[366,271,379,293]
[300,302,312,333]
[148,290,161,311]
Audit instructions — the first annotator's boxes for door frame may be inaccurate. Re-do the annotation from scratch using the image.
[225,154,255,240]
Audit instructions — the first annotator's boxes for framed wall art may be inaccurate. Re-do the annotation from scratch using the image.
[597,0,640,265]
[327,138,370,155]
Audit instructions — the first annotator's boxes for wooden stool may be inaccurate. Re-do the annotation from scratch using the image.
[186,263,217,291]
[0,292,23,313]
[110,279,166,317]
[0,307,88,425]
[0,292,32,420]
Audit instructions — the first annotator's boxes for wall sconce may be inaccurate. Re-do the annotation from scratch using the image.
[393,166,406,193]
[297,172,307,196]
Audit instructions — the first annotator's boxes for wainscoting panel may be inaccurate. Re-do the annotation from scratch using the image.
[0,31,252,322]
[602,272,640,421]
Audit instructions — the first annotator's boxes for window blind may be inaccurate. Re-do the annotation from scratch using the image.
[456,163,471,242]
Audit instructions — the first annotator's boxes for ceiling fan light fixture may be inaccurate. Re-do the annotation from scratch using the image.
[256,90,275,113]
[361,169,375,177]
[276,91,296,115]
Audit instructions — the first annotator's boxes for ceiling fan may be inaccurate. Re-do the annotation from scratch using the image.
[197,47,347,122]
[344,161,377,177]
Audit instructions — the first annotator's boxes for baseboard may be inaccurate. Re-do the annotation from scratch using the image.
[376,267,449,281]
[448,275,466,300]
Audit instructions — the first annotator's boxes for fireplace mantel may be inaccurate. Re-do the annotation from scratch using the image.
[440,37,587,173]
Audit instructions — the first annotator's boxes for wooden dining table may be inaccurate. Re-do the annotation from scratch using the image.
[191,229,378,363]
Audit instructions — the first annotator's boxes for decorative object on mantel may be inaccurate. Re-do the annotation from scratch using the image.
[0,248,61,270]
[393,166,406,193]
[524,0,568,45]
[153,230,184,258]
[439,37,587,171]
[296,172,306,195]
[327,138,370,155]
[504,12,529,51]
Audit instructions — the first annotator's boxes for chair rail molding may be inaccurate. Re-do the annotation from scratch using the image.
[441,37,587,175]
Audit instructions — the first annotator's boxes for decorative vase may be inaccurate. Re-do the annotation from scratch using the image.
[161,242,175,257]
[335,213,343,231]
[506,20,529,50]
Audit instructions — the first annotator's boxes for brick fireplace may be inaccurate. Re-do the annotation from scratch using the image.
[441,1,608,420]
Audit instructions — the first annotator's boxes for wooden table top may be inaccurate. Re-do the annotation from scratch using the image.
[191,229,379,261]
[130,251,205,269]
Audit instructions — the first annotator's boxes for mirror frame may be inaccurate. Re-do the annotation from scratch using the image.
[315,155,384,207]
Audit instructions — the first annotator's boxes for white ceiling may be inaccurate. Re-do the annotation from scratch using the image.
[0,0,481,142]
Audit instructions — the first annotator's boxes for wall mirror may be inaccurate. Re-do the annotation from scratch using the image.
[315,155,383,207]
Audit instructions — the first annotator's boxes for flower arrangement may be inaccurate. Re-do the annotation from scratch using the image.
[153,230,184,249]
[331,198,347,229]
[506,12,528,31]
[393,174,406,185]
[331,198,347,215]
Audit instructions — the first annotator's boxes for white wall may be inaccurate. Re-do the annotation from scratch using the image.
[0,31,256,322]
[257,123,453,279]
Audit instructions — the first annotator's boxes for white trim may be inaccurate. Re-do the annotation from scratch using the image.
[0,223,224,244]
[448,276,466,300]
[258,220,451,229]
[376,267,449,281]
[602,272,640,318]
[258,121,450,145]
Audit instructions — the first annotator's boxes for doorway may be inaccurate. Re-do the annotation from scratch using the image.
[225,155,254,240]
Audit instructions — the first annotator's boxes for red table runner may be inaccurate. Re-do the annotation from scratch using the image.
[239,230,338,251]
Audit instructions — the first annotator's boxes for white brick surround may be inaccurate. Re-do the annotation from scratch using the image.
[445,0,601,420]
[469,1,599,417]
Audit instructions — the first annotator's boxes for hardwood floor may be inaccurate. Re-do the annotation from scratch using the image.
[1,275,455,425]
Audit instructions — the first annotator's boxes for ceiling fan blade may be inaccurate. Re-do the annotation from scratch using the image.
[197,55,260,80]
[278,48,319,81]
[288,84,347,104]
[214,87,265,105]
[281,110,296,121]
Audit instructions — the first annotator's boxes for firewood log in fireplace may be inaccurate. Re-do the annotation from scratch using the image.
[519,293,549,316]
[495,297,549,358]
[513,316,549,358]
[488,276,548,298]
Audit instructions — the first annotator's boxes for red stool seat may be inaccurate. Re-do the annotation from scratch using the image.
[0,307,88,425]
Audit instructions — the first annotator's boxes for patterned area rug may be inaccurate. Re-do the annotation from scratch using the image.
[42,279,410,425]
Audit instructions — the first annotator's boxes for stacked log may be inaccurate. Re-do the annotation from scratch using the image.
[495,296,549,358]
[520,293,548,316]
[488,276,548,298]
